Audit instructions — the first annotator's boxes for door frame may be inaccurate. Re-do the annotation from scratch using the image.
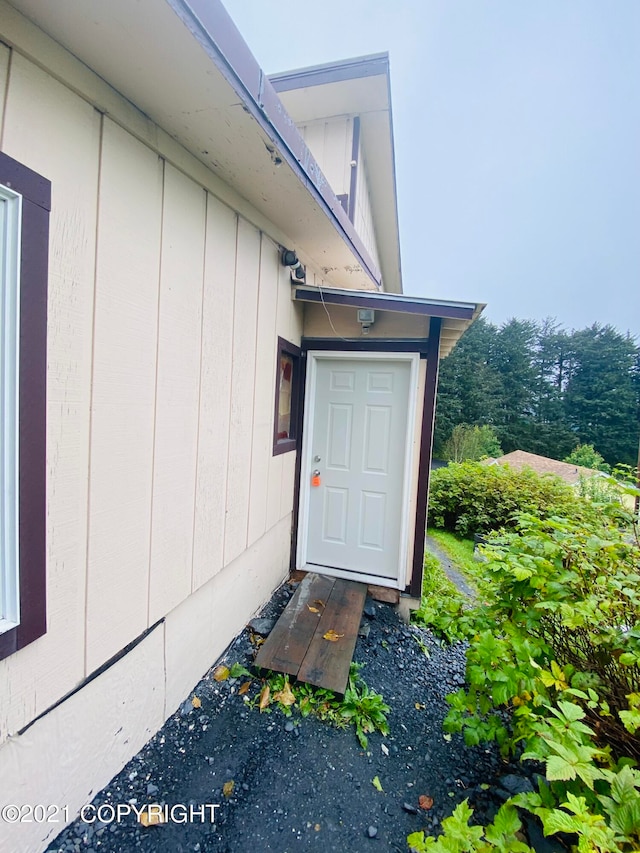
[296,350,421,589]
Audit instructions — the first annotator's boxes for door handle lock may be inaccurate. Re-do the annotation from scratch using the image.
[311,469,321,487]
[312,469,321,477]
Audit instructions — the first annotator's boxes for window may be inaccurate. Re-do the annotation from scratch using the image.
[273,337,302,455]
[0,152,50,661]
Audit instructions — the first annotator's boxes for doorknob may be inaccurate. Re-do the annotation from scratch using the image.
[312,469,321,477]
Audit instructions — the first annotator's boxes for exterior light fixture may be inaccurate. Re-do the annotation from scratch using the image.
[281,248,306,282]
[357,308,375,335]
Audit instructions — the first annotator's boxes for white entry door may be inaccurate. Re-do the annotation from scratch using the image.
[299,352,419,586]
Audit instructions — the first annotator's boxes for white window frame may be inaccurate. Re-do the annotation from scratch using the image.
[0,182,21,634]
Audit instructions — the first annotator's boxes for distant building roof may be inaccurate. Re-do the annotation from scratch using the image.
[485,450,600,486]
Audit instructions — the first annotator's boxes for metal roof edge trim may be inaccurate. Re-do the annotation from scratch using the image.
[170,0,384,288]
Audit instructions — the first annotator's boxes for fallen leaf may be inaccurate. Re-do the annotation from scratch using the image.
[273,680,296,707]
[313,599,325,609]
[238,681,252,695]
[191,696,202,709]
[415,703,425,710]
[323,630,344,642]
[213,665,230,682]
[443,733,452,742]
[138,806,166,826]
[223,780,235,798]
[419,795,434,811]
[381,743,389,756]
[314,824,321,832]
[372,775,383,792]
[259,684,271,711]
[307,605,320,613]
[229,662,252,679]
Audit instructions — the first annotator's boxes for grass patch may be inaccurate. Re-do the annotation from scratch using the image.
[428,527,480,582]
[421,550,459,601]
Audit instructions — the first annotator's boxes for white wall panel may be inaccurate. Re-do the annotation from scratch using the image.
[0,53,100,736]
[247,237,279,546]
[192,195,237,590]
[148,164,205,623]
[85,118,162,673]
[223,217,260,565]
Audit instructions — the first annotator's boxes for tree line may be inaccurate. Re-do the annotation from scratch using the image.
[434,318,640,467]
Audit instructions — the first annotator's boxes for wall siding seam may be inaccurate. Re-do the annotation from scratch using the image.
[0,43,11,147]
[245,232,265,547]
[221,213,240,565]
[82,108,104,678]
[146,157,167,628]
[190,187,209,594]
[83,110,105,679]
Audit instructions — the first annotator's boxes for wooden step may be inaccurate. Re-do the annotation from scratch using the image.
[254,572,367,696]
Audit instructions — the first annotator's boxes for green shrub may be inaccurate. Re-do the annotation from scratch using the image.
[433,510,640,851]
[427,461,594,536]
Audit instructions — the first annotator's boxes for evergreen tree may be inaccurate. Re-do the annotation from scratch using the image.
[563,325,639,466]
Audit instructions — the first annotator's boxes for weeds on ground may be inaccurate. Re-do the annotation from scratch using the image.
[234,662,389,749]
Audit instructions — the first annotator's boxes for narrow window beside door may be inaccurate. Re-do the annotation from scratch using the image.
[273,337,302,455]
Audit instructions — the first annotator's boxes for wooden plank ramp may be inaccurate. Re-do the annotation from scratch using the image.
[254,572,367,696]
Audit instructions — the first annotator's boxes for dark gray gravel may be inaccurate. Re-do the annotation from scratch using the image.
[45,581,552,853]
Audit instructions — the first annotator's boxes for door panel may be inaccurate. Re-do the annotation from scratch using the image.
[305,357,412,580]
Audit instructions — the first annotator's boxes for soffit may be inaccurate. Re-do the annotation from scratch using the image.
[6,0,382,290]
[272,60,402,294]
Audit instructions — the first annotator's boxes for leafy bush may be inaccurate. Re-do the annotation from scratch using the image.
[428,461,594,536]
[564,443,610,473]
[442,423,503,463]
[428,510,640,851]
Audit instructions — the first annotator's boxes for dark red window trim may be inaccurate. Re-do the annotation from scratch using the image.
[273,337,302,456]
[0,151,49,662]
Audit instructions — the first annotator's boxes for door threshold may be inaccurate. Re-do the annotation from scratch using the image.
[300,563,401,590]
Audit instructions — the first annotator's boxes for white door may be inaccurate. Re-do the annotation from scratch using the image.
[299,353,418,586]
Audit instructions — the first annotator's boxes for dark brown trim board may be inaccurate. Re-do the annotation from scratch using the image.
[0,151,50,661]
[273,337,302,457]
[301,337,430,355]
[269,53,390,92]
[409,318,442,598]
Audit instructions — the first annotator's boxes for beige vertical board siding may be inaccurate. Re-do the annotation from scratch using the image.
[0,55,100,740]
[148,164,205,623]
[280,452,297,520]
[0,626,165,853]
[299,118,351,197]
[192,195,237,590]
[247,236,279,546]
[165,515,291,716]
[85,118,162,674]
[223,217,261,565]
[354,148,381,270]
[0,44,8,136]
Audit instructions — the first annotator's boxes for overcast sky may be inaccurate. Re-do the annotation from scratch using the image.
[223,1,640,338]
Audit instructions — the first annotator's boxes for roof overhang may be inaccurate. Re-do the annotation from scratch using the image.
[294,285,484,357]
[270,55,402,294]
[5,0,383,290]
